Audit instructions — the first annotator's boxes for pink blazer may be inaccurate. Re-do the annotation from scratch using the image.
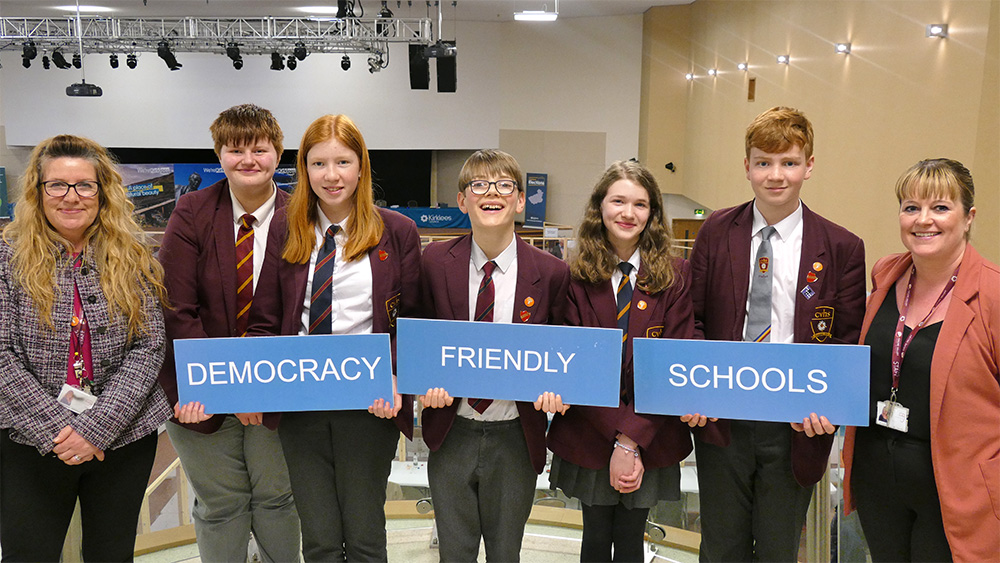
[843,244,1000,561]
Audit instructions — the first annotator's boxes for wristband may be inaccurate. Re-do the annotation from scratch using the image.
[614,439,640,458]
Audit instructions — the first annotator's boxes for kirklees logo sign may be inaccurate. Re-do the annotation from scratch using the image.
[174,334,393,413]
[633,338,870,425]
[396,318,621,406]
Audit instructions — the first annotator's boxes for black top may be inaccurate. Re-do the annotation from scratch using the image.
[867,284,942,441]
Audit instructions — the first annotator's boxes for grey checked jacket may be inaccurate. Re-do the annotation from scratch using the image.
[0,240,171,454]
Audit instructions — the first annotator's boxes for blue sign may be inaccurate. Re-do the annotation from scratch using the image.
[633,339,870,426]
[524,172,547,228]
[174,334,394,414]
[396,318,621,406]
[394,206,471,229]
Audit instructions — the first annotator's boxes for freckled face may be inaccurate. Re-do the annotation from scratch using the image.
[307,138,361,224]
[601,179,650,258]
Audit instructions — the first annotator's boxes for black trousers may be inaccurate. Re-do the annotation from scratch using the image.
[278,410,399,563]
[0,429,158,562]
[851,428,953,562]
[580,502,649,563]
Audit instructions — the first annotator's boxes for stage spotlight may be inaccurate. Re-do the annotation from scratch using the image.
[226,42,243,70]
[52,50,72,69]
[42,55,51,69]
[126,53,137,69]
[22,40,37,67]
[270,52,285,70]
[377,1,394,36]
[22,57,30,69]
[341,55,351,71]
[109,53,119,68]
[157,40,182,70]
[72,53,82,69]
[293,41,307,61]
[286,55,297,70]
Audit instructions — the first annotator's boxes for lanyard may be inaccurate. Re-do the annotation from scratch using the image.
[890,265,957,394]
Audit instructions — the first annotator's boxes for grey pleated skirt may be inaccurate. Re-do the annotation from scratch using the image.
[549,455,681,510]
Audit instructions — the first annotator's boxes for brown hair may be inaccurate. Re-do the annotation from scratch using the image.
[570,160,679,293]
[282,114,383,264]
[745,106,814,159]
[895,158,975,240]
[458,149,525,193]
[209,103,284,158]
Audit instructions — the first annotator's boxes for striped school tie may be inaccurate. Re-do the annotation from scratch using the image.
[234,213,255,337]
[308,225,340,335]
[617,262,634,404]
[468,260,497,414]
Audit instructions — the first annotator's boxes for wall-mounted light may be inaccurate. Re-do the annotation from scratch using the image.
[708,68,718,76]
[926,23,948,38]
[737,62,748,71]
[835,42,851,54]
[685,72,694,80]
[777,54,790,64]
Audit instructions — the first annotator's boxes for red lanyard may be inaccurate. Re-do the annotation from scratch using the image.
[890,265,957,394]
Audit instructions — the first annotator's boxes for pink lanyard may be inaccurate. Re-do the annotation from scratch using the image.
[889,265,957,396]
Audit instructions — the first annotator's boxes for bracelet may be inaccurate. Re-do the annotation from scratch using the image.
[614,440,640,458]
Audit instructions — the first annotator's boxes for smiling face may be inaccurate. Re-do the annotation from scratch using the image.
[899,194,974,266]
[41,157,100,251]
[601,179,650,260]
[307,137,361,224]
[457,174,525,236]
[219,138,278,196]
[745,145,813,224]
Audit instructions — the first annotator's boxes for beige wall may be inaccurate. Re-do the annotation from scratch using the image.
[642,0,999,270]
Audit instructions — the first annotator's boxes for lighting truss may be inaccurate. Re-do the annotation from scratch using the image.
[0,16,434,57]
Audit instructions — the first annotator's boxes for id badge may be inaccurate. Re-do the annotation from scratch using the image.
[57,383,97,414]
[875,399,909,433]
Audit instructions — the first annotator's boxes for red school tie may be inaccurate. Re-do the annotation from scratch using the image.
[468,260,497,414]
[234,214,255,337]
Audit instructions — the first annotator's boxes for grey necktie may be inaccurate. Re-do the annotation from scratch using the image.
[745,226,776,342]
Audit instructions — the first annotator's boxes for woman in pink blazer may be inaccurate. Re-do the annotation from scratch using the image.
[843,159,1000,562]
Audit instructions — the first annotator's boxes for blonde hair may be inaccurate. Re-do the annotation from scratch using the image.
[570,160,680,294]
[283,115,383,264]
[2,135,167,336]
[895,158,975,240]
[745,106,814,160]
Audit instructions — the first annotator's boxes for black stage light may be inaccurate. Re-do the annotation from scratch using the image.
[270,52,284,71]
[72,53,82,69]
[109,53,119,68]
[376,1,394,35]
[22,40,37,67]
[341,54,351,71]
[293,41,307,61]
[286,55,297,70]
[157,40,182,70]
[226,43,243,70]
[22,57,31,69]
[126,53,137,69]
[42,55,51,69]
[52,50,72,69]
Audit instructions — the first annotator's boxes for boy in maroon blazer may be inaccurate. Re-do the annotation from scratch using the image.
[418,149,570,561]
[689,107,866,562]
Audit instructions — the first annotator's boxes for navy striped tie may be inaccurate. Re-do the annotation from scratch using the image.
[308,225,340,335]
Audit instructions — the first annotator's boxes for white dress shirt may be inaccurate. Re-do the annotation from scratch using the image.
[297,206,374,337]
[744,202,803,344]
[609,248,641,301]
[229,184,277,293]
[456,236,520,422]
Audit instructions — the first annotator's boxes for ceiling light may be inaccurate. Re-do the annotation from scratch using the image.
[126,53,137,69]
[54,5,114,13]
[777,54,790,64]
[157,40,182,70]
[286,55,297,70]
[52,50,72,69]
[341,54,351,71]
[926,23,948,38]
[226,42,243,70]
[293,41,307,61]
[514,0,558,21]
[737,62,748,71]
[72,53,82,69]
[685,72,694,80]
[109,53,119,68]
[42,55,51,69]
[270,52,285,70]
[708,68,718,76]
[835,42,851,54]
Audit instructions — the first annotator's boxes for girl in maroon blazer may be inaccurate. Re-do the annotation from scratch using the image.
[247,114,420,562]
[547,160,711,562]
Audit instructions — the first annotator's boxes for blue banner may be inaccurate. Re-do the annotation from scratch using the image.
[633,339,870,425]
[396,318,621,406]
[524,172,547,228]
[174,334,394,414]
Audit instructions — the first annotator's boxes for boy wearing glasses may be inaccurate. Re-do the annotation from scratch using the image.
[419,149,570,561]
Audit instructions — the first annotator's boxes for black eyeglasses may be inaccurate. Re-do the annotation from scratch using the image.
[465,179,518,196]
[40,181,100,198]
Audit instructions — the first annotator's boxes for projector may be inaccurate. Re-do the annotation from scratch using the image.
[423,41,456,58]
[66,81,103,97]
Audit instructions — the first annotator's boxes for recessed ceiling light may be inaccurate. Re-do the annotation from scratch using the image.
[926,23,948,38]
[738,62,748,71]
[777,54,790,64]
[707,68,718,76]
[835,42,851,54]
[685,73,694,80]
[54,5,114,13]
